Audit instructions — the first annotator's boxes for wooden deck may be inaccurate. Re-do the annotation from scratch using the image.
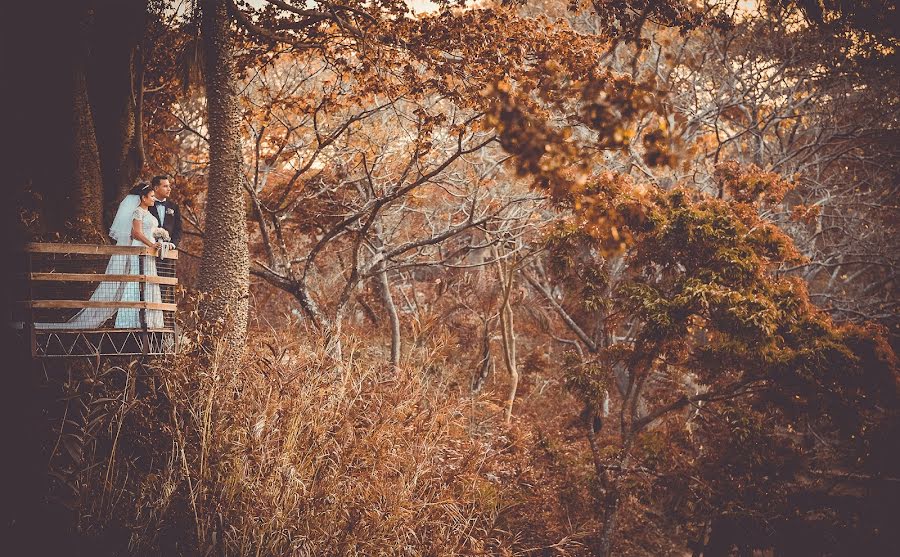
[18,242,179,358]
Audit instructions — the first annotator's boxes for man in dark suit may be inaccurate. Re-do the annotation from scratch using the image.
[150,174,182,247]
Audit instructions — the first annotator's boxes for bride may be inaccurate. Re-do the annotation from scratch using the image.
[114,183,166,328]
[36,183,168,330]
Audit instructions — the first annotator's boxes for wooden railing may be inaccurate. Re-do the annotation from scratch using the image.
[17,243,179,357]
[25,243,180,256]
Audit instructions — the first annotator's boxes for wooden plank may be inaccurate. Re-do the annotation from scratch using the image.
[25,242,178,260]
[26,300,177,311]
[30,272,178,285]
[26,243,149,255]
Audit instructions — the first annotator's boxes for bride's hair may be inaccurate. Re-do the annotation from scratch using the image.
[129,182,153,197]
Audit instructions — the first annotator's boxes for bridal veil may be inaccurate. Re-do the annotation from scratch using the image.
[35,194,142,330]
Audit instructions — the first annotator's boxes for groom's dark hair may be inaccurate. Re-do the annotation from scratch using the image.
[151,174,171,188]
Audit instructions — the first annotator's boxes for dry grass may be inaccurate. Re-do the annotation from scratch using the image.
[46,326,523,556]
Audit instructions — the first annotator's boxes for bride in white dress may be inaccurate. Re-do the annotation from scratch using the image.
[114,183,165,329]
[35,183,166,330]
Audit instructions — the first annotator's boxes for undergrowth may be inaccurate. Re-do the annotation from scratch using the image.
[42,327,530,556]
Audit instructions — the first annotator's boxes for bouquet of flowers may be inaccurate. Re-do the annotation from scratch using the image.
[151,227,176,258]
[152,227,171,242]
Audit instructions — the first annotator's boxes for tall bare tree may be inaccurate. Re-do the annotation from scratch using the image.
[197,0,249,360]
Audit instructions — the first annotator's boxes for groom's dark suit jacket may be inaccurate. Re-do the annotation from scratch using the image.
[150,199,182,246]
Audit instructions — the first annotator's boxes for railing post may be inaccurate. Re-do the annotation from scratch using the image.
[138,253,149,356]
[24,250,37,358]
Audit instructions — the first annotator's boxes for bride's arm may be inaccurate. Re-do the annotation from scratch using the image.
[131,218,159,248]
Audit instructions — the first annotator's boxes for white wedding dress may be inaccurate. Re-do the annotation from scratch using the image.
[114,206,164,329]
[35,196,164,330]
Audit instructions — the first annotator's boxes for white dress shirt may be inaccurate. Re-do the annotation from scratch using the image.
[155,201,166,226]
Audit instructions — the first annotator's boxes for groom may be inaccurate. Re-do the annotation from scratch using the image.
[150,174,182,248]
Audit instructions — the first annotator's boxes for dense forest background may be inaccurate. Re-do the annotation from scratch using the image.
[1,0,898,555]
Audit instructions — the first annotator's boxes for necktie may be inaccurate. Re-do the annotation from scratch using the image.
[155,202,165,225]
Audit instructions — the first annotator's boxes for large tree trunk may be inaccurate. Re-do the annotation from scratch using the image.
[197,0,250,361]
[71,8,104,240]
[89,0,148,226]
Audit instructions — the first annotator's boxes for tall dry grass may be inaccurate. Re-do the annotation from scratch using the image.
[47,326,518,556]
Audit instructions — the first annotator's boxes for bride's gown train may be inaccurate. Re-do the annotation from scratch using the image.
[35,200,164,330]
